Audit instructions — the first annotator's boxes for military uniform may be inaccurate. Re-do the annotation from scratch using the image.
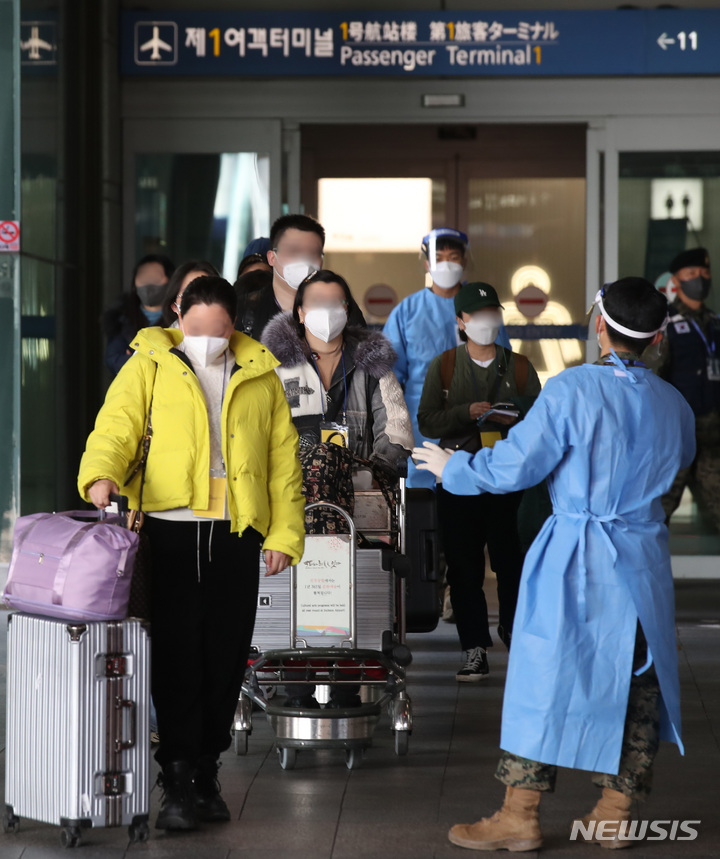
[496,624,660,799]
[656,298,720,528]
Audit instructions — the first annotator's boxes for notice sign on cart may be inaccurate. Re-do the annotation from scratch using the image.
[295,534,352,639]
[0,221,20,253]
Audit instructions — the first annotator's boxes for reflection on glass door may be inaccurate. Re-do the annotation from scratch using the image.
[135,152,270,281]
[318,177,447,325]
[619,151,720,556]
[464,177,586,386]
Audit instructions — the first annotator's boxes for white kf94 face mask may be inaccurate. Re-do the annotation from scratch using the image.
[464,314,501,346]
[429,261,464,289]
[278,260,319,290]
[303,307,347,343]
[182,334,229,368]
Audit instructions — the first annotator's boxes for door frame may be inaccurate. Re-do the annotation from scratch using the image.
[122,118,282,288]
[591,115,720,577]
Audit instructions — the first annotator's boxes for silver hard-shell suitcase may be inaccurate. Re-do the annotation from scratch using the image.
[3,614,151,848]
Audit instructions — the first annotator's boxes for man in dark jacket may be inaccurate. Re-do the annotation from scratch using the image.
[236,214,364,339]
[654,247,720,531]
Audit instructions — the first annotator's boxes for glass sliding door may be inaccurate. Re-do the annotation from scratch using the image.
[124,119,281,287]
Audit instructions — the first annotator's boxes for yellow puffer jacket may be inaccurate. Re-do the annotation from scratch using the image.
[78,327,305,564]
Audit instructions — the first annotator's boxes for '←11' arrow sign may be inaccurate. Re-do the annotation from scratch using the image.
[657,31,698,51]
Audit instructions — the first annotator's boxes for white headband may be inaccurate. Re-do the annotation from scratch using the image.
[594,290,668,339]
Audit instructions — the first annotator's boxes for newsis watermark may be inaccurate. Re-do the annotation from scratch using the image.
[570,819,700,843]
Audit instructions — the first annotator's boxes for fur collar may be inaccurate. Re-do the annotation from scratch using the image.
[261,311,397,380]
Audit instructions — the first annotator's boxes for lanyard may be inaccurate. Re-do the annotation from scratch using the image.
[601,355,647,369]
[465,345,500,403]
[309,347,348,423]
[689,319,717,357]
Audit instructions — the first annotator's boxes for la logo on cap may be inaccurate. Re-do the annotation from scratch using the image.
[478,288,487,296]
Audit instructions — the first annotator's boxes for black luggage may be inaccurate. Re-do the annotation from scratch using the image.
[403,488,440,632]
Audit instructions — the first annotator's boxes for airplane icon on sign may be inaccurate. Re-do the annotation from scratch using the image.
[20,22,56,64]
[140,26,172,60]
[135,22,178,66]
[21,26,53,60]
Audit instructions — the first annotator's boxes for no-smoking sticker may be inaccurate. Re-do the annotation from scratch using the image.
[0,221,20,252]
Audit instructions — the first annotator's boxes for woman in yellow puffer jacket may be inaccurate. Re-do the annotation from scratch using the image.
[78,276,304,832]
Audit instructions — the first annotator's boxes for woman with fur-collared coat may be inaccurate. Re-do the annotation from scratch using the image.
[261,270,414,474]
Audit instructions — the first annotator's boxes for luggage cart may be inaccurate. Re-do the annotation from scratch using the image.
[237,486,413,770]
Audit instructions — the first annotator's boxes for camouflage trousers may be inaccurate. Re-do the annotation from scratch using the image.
[496,628,661,800]
[662,433,720,532]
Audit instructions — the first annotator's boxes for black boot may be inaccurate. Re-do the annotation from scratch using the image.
[194,755,230,823]
[155,761,198,831]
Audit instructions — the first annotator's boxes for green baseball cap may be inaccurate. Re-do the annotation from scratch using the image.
[454,282,504,316]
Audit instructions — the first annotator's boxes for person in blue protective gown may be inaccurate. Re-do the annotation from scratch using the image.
[383,228,509,489]
[413,277,696,852]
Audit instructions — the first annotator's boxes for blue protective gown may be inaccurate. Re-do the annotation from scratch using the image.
[441,356,696,774]
[384,287,510,488]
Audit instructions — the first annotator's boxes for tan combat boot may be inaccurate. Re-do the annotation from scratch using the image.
[574,787,634,849]
[448,786,543,852]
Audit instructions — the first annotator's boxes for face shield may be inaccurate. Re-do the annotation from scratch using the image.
[421,228,469,290]
[592,286,669,339]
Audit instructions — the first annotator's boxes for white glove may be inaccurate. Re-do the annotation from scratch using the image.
[412,441,453,480]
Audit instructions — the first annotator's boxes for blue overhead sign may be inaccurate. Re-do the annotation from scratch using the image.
[120,10,720,77]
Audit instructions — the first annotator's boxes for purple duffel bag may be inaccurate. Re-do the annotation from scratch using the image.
[3,507,139,621]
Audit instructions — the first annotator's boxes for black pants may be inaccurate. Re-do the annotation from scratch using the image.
[143,516,261,768]
[437,485,524,651]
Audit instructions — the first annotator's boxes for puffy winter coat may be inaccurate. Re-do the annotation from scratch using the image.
[78,326,305,564]
[261,313,413,473]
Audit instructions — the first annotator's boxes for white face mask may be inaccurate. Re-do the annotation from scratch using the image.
[465,314,501,346]
[303,307,347,343]
[277,260,318,290]
[429,261,464,290]
[182,334,229,368]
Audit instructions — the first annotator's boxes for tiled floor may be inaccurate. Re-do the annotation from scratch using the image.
[0,580,718,858]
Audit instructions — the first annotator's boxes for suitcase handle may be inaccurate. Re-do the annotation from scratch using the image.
[115,698,136,751]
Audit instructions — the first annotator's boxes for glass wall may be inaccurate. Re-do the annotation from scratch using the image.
[0,0,21,561]
[20,155,57,514]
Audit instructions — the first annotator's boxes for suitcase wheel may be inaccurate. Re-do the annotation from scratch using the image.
[60,826,82,849]
[2,808,19,835]
[128,821,150,843]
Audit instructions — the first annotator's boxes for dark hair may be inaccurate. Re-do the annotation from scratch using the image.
[124,254,175,331]
[292,270,353,337]
[179,276,237,323]
[424,237,467,258]
[234,267,273,298]
[161,259,219,325]
[237,253,271,279]
[602,277,668,353]
[270,214,325,251]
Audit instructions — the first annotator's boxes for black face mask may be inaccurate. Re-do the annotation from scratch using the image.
[235,269,272,296]
[136,282,167,307]
[680,276,711,302]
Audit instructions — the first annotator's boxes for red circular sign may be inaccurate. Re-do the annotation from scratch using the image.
[0,221,19,244]
[364,283,398,319]
[516,284,548,319]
